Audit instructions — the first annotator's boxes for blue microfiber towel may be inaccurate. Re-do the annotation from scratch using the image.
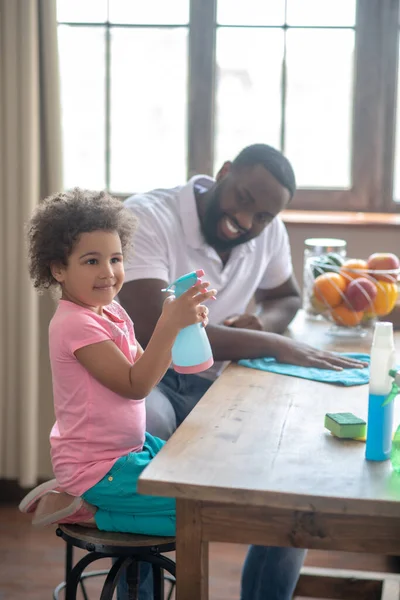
[238,353,370,386]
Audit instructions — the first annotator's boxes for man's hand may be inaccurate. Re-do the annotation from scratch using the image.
[251,275,302,334]
[274,336,368,371]
[223,313,263,331]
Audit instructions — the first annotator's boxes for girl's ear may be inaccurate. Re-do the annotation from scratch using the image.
[50,261,65,283]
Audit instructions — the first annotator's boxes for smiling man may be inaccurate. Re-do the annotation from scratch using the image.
[118,144,365,600]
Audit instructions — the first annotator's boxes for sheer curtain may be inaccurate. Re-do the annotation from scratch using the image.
[0,0,62,487]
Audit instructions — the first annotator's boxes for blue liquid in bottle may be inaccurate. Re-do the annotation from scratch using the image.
[365,393,394,461]
[365,322,396,463]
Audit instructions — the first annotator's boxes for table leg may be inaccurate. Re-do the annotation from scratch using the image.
[176,499,209,600]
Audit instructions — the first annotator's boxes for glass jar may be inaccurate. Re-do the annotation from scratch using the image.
[303,238,347,317]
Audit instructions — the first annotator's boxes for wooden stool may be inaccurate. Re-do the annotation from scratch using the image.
[54,524,176,600]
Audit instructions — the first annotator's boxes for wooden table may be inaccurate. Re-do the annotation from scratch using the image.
[138,314,400,599]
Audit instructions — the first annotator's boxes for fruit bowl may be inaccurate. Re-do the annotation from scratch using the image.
[304,253,400,337]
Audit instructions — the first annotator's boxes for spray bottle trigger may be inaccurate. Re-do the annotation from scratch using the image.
[382,382,400,406]
[161,284,174,293]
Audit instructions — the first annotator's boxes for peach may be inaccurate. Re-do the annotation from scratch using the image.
[344,277,377,312]
[367,253,400,282]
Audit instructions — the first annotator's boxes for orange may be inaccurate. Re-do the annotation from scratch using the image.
[330,304,363,327]
[312,272,347,308]
[367,281,398,316]
[340,259,368,281]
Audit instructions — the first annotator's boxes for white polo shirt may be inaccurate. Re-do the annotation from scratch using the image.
[124,176,293,378]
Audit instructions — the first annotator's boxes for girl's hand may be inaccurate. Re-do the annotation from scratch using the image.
[160,280,217,332]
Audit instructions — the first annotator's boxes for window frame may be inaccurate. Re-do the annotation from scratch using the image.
[58,0,400,212]
[190,0,400,213]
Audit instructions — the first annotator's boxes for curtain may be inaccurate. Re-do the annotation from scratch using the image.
[0,0,62,487]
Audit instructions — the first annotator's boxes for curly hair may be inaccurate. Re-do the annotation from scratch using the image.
[27,188,138,291]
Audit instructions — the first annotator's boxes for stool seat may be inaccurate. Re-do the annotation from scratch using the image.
[58,524,175,552]
[55,525,176,600]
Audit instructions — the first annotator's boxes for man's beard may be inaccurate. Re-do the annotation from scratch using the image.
[200,184,252,252]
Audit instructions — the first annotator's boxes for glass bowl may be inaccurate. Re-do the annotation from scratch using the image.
[304,258,399,337]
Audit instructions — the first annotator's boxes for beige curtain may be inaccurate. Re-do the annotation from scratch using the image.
[0,0,62,487]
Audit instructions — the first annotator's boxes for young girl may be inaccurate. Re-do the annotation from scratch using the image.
[24,188,216,535]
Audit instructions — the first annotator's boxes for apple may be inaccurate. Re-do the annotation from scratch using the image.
[367,253,400,282]
[343,277,377,312]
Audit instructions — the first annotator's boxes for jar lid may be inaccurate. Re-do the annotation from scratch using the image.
[304,238,347,253]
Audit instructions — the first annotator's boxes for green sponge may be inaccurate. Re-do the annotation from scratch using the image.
[324,412,366,439]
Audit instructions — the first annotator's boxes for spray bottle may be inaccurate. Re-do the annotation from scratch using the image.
[381,369,400,472]
[365,322,396,461]
[162,269,214,374]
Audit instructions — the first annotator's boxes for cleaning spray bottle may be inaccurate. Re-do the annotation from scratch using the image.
[365,322,396,461]
[382,369,400,472]
[162,269,214,374]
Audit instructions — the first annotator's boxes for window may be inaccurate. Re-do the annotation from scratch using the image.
[58,0,400,212]
[216,1,355,189]
[57,0,188,192]
[392,6,400,204]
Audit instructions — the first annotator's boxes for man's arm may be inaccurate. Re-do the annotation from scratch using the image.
[224,275,301,334]
[118,279,367,370]
[254,274,302,333]
[118,279,166,348]
[118,279,286,358]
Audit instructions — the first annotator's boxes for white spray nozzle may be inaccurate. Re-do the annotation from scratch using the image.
[372,321,394,348]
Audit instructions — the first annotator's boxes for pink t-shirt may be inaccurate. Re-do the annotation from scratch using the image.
[49,300,146,496]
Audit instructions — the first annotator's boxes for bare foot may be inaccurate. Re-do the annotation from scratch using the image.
[75,517,97,528]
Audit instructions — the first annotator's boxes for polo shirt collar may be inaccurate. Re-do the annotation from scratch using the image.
[179,175,212,249]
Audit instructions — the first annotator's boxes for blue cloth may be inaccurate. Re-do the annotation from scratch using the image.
[238,353,370,386]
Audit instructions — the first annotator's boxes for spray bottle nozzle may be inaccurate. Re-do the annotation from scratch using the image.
[161,270,205,297]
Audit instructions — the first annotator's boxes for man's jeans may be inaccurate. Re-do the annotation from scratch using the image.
[118,370,306,600]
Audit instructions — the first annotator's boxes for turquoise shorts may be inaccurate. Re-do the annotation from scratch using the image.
[82,433,175,536]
